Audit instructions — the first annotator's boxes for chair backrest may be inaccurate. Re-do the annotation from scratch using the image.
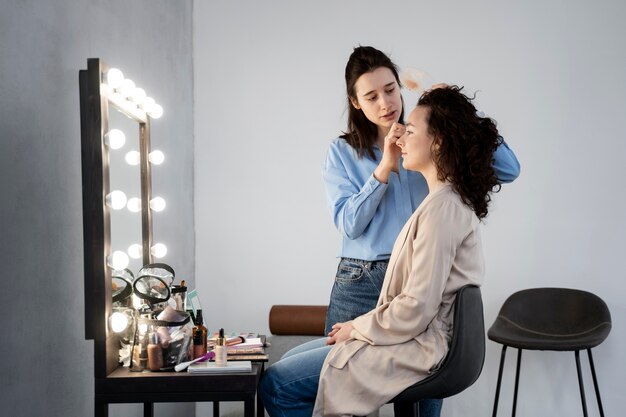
[393,284,486,401]
[436,284,486,395]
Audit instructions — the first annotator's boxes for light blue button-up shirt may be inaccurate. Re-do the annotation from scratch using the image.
[323,138,520,261]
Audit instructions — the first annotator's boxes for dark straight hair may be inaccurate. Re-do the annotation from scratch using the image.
[340,46,404,160]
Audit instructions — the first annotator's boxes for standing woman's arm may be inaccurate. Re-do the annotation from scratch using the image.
[492,139,521,183]
[323,141,388,240]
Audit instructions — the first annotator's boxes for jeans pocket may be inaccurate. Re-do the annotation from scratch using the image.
[335,260,364,283]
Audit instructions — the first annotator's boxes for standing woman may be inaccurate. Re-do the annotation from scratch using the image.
[322,46,520,416]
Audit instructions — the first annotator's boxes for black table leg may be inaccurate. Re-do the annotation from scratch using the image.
[257,392,264,417]
[244,396,254,417]
[95,399,108,417]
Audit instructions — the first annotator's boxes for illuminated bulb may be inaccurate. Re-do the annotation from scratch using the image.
[125,150,140,166]
[151,243,167,258]
[142,97,155,113]
[100,83,111,96]
[107,251,130,270]
[109,311,129,333]
[150,196,166,212]
[132,294,143,310]
[149,104,163,119]
[119,78,136,98]
[149,150,165,165]
[104,129,126,149]
[123,99,138,112]
[131,87,146,105]
[107,68,124,89]
[106,190,128,210]
[127,197,142,213]
[138,322,148,334]
[128,244,143,259]
[110,91,123,103]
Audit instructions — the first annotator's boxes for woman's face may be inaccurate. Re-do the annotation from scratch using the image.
[396,105,434,172]
[351,67,402,130]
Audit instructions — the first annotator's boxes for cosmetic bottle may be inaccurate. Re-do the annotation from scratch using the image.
[147,332,164,371]
[215,328,227,367]
[131,331,149,371]
[192,309,208,359]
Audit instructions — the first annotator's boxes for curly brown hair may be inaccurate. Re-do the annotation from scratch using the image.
[418,86,501,219]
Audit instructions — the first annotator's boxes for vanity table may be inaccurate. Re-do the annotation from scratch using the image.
[79,58,266,417]
[96,364,264,417]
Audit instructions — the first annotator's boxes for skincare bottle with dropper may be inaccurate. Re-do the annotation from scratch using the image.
[215,328,227,367]
[192,309,208,359]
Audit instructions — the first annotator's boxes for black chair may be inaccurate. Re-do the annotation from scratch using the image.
[390,285,486,417]
[488,287,611,417]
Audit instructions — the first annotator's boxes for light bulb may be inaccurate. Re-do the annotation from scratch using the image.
[132,294,144,310]
[142,97,155,113]
[110,91,123,103]
[127,197,142,213]
[105,129,126,149]
[125,150,140,166]
[149,150,165,165]
[109,311,129,333]
[119,78,135,98]
[106,190,127,210]
[100,83,111,96]
[107,251,130,270]
[151,243,167,258]
[128,244,143,259]
[148,104,163,119]
[150,196,166,212]
[107,68,124,89]
[131,87,146,105]
[123,98,138,112]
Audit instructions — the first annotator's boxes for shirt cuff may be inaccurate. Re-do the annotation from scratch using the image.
[364,173,387,195]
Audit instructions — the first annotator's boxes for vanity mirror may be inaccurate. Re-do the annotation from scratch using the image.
[79,58,165,371]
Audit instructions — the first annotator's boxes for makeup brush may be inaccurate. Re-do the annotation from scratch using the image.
[174,351,215,372]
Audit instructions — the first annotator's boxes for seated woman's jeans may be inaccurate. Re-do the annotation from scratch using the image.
[259,257,443,417]
[259,339,443,417]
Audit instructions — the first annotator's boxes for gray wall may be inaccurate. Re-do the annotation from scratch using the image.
[0,1,194,416]
[194,1,626,416]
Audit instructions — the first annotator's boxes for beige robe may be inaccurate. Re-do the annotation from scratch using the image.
[313,185,484,417]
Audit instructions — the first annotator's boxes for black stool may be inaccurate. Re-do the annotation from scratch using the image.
[391,285,486,417]
[488,287,611,417]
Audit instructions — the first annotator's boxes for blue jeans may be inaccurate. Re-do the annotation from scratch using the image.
[259,338,331,417]
[259,339,443,417]
[325,258,388,335]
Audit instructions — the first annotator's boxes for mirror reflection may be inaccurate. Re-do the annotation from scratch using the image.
[108,105,143,274]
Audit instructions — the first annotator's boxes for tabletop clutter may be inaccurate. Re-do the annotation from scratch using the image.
[110,263,265,373]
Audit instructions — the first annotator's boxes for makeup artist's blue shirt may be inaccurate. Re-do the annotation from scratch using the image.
[323,138,520,261]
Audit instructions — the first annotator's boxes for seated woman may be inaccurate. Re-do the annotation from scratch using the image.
[259,85,503,417]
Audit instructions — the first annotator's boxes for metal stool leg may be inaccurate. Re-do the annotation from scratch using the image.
[575,350,589,417]
[511,349,522,417]
[586,349,605,417]
[492,345,508,417]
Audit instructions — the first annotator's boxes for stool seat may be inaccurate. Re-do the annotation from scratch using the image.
[488,287,611,417]
[488,288,611,351]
